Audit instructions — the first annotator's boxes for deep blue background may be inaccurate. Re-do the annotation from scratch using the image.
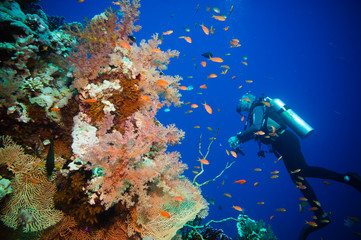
[40,0,361,239]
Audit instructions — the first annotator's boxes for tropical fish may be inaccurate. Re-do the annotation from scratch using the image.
[234,179,246,184]
[298,197,308,201]
[242,98,251,102]
[200,24,209,35]
[213,7,220,13]
[194,166,200,169]
[276,208,286,212]
[193,126,200,128]
[230,151,237,158]
[178,86,188,90]
[210,25,215,34]
[164,108,171,112]
[159,210,171,218]
[224,26,229,31]
[192,171,198,174]
[203,102,212,114]
[179,36,192,43]
[46,139,54,178]
[262,101,271,107]
[156,80,169,87]
[274,155,283,163]
[200,84,207,89]
[51,107,60,112]
[233,205,243,211]
[151,48,162,53]
[297,185,307,190]
[225,149,230,156]
[198,159,209,165]
[270,175,279,179]
[228,5,234,16]
[254,168,262,171]
[119,41,131,50]
[313,200,321,207]
[241,116,245,121]
[163,30,173,35]
[29,179,40,184]
[84,99,97,103]
[173,196,184,202]
[322,181,331,185]
[254,131,266,136]
[348,217,360,223]
[309,207,318,211]
[209,57,223,63]
[270,215,275,220]
[224,193,232,198]
[254,182,259,187]
[191,104,198,108]
[185,110,193,114]
[290,169,302,174]
[305,221,318,227]
[183,27,190,32]
[207,127,213,132]
[271,171,279,174]
[221,65,230,69]
[245,80,253,83]
[299,204,304,214]
[207,73,217,79]
[222,180,225,186]
[257,202,265,205]
[201,61,207,67]
[212,15,226,21]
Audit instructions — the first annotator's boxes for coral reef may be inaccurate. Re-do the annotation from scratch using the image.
[0,0,209,239]
[235,214,278,240]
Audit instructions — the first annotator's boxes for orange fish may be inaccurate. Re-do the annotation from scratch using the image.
[233,205,243,211]
[233,76,237,80]
[262,101,271,107]
[141,95,151,102]
[322,181,331,185]
[209,57,224,63]
[245,80,253,83]
[297,185,307,190]
[200,84,207,89]
[234,179,246,184]
[198,159,209,165]
[203,102,212,114]
[270,215,275,220]
[254,182,259,187]
[112,1,120,5]
[271,170,280,174]
[254,131,266,136]
[242,98,251,102]
[290,169,301,174]
[242,62,249,66]
[254,168,262,171]
[119,41,131,50]
[212,15,226,21]
[194,166,200,169]
[224,193,232,198]
[241,116,245,121]
[298,176,305,180]
[156,80,169,87]
[173,196,184,202]
[159,210,171,218]
[200,24,209,35]
[191,104,198,108]
[78,0,85,2]
[184,36,192,43]
[151,48,162,53]
[276,208,286,212]
[207,73,218,79]
[157,103,163,108]
[225,149,230,156]
[309,207,318,211]
[222,180,225,186]
[257,202,265,205]
[224,26,229,31]
[200,61,207,67]
[185,110,193,114]
[51,107,60,112]
[210,25,215,34]
[162,30,173,35]
[305,221,318,227]
[84,99,97,103]
[230,151,237,158]
[192,171,198,174]
[29,179,40,184]
[178,86,188,90]
[298,197,308,201]
[274,155,283,163]
[270,175,279,179]
[193,126,200,128]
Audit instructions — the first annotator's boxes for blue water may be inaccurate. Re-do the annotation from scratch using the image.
[40,0,361,239]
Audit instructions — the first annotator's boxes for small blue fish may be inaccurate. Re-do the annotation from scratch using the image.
[187,85,194,91]
[164,108,170,112]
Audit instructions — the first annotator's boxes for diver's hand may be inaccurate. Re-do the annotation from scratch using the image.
[228,136,240,150]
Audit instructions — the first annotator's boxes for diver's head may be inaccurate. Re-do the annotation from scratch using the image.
[236,93,256,114]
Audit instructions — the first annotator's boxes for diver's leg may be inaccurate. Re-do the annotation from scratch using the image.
[300,166,361,193]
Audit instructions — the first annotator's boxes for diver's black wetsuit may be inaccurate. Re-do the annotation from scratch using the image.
[235,104,361,240]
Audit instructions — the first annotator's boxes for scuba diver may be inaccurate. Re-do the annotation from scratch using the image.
[228,93,361,240]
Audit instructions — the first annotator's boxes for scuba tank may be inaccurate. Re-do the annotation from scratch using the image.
[266,97,314,139]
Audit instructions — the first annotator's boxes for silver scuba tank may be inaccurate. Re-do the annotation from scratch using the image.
[269,98,314,139]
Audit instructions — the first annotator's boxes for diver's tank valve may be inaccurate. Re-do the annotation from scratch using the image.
[267,98,314,139]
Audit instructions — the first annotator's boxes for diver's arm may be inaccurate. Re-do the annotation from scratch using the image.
[236,106,263,143]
